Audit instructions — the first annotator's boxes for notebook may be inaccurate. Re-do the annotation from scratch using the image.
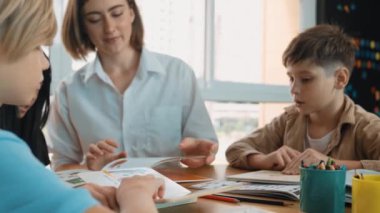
[227,170,300,185]
[192,180,300,201]
[78,167,242,208]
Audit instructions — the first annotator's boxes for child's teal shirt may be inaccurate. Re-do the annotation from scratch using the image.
[0,130,98,212]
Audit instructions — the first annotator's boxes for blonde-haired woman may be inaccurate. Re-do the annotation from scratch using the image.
[0,1,163,212]
[47,0,218,171]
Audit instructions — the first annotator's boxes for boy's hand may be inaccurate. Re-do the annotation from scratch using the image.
[248,145,300,170]
[179,137,218,168]
[282,148,328,175]
[86,139,127,170]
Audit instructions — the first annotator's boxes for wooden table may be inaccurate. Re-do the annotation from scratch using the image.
[156,164,351,213]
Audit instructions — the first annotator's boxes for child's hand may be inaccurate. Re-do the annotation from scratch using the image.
[117,175,165,211]
[282,148,329,175]
[82,183,118,211]
[248,145,300,170]
[85,139,127,170]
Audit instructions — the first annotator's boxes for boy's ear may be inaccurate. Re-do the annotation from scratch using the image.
[334,67,349,89]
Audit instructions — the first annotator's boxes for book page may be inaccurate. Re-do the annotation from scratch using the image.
[78,167,191,199]
[55,169,88,187]
[78,167,241,208]
[102,157,176,170]
[102,156,206,170]
[227,170,300,184]
[192,180,300,201]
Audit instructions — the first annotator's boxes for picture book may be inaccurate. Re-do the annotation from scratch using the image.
[55,169,88,187]
[102,155,207,170]
[192,180,300,201]
[102,156,212,183]
[227,170,300,185]
[78,167,242,208]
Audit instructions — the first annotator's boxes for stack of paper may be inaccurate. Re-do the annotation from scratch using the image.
[227,170,300,185]
[192,180,300,201]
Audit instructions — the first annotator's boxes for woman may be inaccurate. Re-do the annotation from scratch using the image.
[0,1,164,212]
[0,56,51,165]
[47,0,218,171]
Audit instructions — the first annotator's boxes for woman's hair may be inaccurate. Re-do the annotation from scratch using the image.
[62,0,144,60]
[0,57,51,165]
[0,0,57,61]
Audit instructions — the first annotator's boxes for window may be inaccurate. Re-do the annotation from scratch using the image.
[214,0,263,83]
[139,0,205,78]
[51,0,314,163]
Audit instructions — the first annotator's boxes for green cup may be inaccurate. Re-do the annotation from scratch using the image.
[300,166,346,213]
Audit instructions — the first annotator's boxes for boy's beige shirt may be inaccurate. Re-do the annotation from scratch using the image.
[226,95,380,171]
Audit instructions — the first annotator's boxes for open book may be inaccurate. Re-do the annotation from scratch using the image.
[227,170,300,185]
[102,156,212,183]
[55,169,89,187]
[103,156,207,169]
[77,167,242,208]
[192,180,300,201]
[55,156,211,187]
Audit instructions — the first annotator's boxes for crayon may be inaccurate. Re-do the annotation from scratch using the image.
[201,195,240,203]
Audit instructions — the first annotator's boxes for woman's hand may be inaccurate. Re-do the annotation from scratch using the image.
[86,139,127,171]
[179,137,218,168]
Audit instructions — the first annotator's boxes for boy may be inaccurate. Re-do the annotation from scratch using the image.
[226,24,380,174]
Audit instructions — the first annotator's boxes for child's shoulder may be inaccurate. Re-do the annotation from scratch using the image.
[343,97,380,129]
[353,104,380,122]
[275,105,302,124]
[343,96,380,121]
[284,105,301,117]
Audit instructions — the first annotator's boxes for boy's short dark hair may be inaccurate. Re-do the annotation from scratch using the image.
[282,24,357,75]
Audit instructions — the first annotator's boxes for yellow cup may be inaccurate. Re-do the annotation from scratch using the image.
[352,175,380,213]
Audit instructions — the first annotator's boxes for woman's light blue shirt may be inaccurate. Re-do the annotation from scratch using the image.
[47,49,217,168]
[0,130,97,212]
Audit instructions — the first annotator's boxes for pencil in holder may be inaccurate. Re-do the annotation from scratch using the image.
[300,166,346,213]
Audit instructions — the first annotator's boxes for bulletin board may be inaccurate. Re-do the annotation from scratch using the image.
[317,0,380,115]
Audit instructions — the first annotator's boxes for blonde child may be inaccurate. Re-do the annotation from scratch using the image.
[0,1,163,212]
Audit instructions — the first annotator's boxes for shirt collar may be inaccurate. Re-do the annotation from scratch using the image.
[83,55,104,83]
[337,95,356,125]
[82,48,166,83]
[284,95,356,126]
[137,48,166,78]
